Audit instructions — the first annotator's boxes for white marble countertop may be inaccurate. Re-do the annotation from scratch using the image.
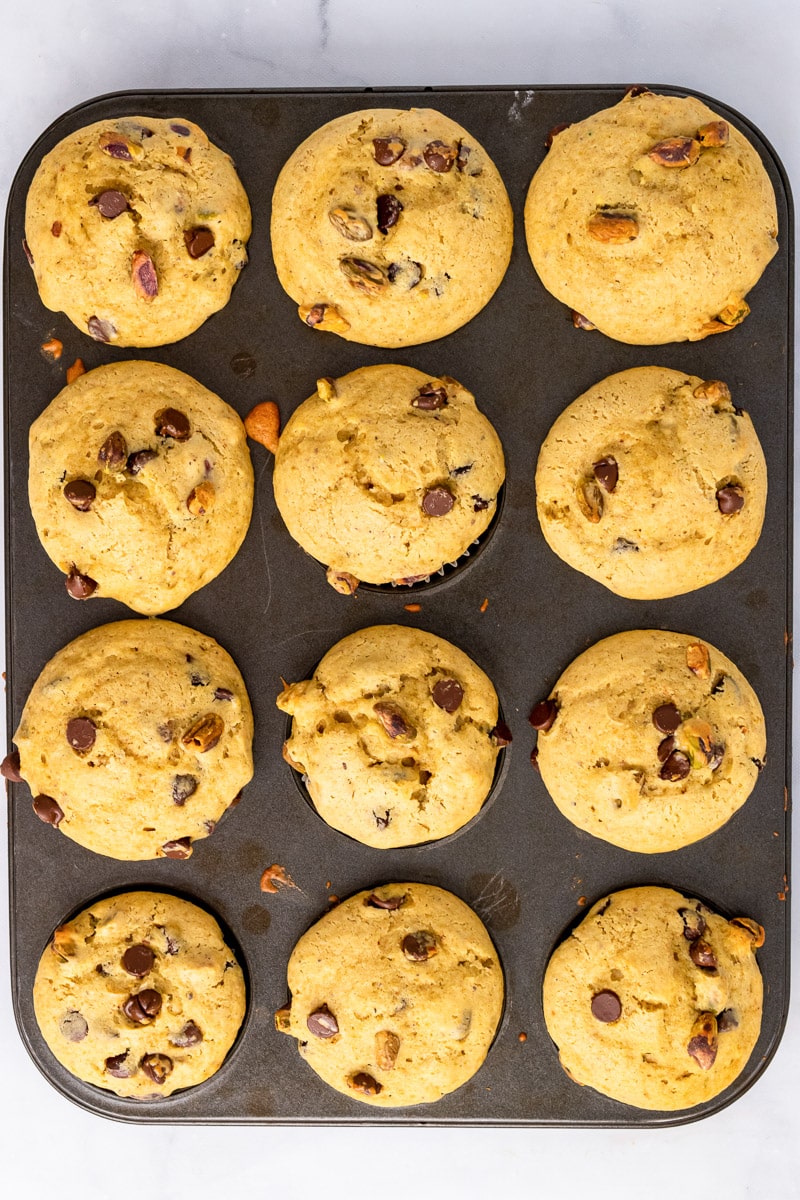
[1,2,798,1197]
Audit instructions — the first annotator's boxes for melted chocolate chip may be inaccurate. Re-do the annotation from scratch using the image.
[170,1020,203,1047]
[214,687,234,702]
[376,193,403,234]
[98,430,127,467]
[472,496,490,511]
[170,123,191,136]
[366,893,405,910]
[717,1009,739,1033]
[529,699,557,732]
[161,837,192,859]
[423,140,457,172]
[66,717,96,752]
[349,1072,381,1096]
[155,408,190,441]
[123,989,162,1024]
[33,795,64,826]
[172,774,198,806]
[716,484,745,514]
[184,227,215,258]
[307,1005,339,1039]
[412,384,448,410]
[91,190,129,219]
[490,721,513,747]
[593,457,618,493]
[1,750,22,782]
[432,678,464,713]
[591,990,622,1022]
[652,703,681,734]
[63,479,96,512]
[65,567,97,600]
[657,735,676,763]
[140,1053,173,1084]
[422,486,454,516]
[126,448,158,475]
[105,1052,134,1078]
[372,136,405,165]
[689,940,718,971]
[659,749,691,781]
[402,931,438,961]
[122,944,155,977]
[59,1010,88,1042]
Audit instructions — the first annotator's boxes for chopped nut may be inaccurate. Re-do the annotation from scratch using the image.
[687,1013,718,1070]
[686,642,711,679]
[373,703,416,740]
[87,315,116,342]
[186,482,215,516]
[98,130,142,160]
[572,310,596,331]
[587,211,639,243]
[678,907,706,941]
[339,257,386,294]
[729,916,766,948]
[66,359,86,384]
[326,567,359,595]
[693,379,732,406]
[299,303,351,334]
[244,401,280,453]
[260,864,298,893]
[689,939,718,971]
[41,337,63,360]
[329,207,373,242]
[131,250,158,300]
[681,717,717,767]
[648,136,701,167]
[375,1030,400,1070]
[697,120,729,148]
[181,713,224,752]
[577,479,604,523]
[316,377,337,401]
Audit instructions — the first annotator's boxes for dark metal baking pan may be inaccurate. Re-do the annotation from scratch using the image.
[4,84,792,1125]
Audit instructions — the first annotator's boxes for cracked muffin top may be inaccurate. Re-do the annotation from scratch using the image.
[270,107,513,346]
[543,887,764,1110]
[25,116,251,347]
[28,360,254,615]
[272,364,505,590]
[278,624,505,848]
[524,91,778,344]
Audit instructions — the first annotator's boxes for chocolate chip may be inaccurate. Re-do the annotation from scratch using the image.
[184,227,215,258]
[214,687,234,702]
[423,140,457,172]
[366,893,405,910]
[172,774,198,806]
[717,1009,739,1033]
[625,84,653,97]
[653,703,681,734]
[161,837,192,859]
[402,931,438,961]
[490,721,513,747]
[545,122,571,149]
[126,448,158,475]
[372,136,405,165]
[190,673,207,687]
[530,746,540,772]
[716,484,745,514]
[140,1053,173,1084]
[456,142,472,172]
[376,193,403,234]
[65,567,97,600]
[91,190,129,219]
[66,717,96,752]
[432,678,464,713]
[304,303,327,327]
[687,1014,718,1070]
[307,1005,339,1039]
[689,940,718,971]
[472,496,490,512]
[373,703,416,740]
[170,123,191,136]
[679,907,707,941]
[422,486,454,516]
[33,795,64,826]
[348,1072,382,1096]
[387,260,422,288]
[657,735,676,763]
[659,750,690,781]
[105,1052,134,1078]
[123,989,162,1024]
[22,239,34,267]
[87,315,116,342]
[155,407,191,441]
[593,457,618,493]
[1,750,22,782]
[529,699,557,732]
[122,944,155,977]
[591,990,622,1022]
[452,463,473,476]
[59,1010,88,1042]
[412,384,448,410]
[98,430,127,467]
[170,1020,203,1047]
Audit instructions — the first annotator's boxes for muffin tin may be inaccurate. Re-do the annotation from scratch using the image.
[4,85,792,1125]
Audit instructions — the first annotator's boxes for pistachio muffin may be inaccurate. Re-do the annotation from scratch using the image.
[271,107,513,346]
[25,116,251,346]
[543,887,765,1110]
[535,366,767,599]
[273,365,505,590]
[532,630,766,853]
[13,619,253,860]
[29,361,254,615]
[277,883,504,1107]
[525,91,778,343]
[278,624,504,847]
[34,891,246,1099]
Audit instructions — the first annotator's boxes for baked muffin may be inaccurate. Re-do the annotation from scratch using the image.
[12,619,253,860]
[524,91,778,343]
[276,883,504,1106]
[531,629,766,853]
[278,624,504,847]
[25,116,250,346]
[543,887,765,1110]
[271,107,513,346]
[33,891,246,1099]
[535,366,767,599]
[29,360,254,615]
[273,365,505,590]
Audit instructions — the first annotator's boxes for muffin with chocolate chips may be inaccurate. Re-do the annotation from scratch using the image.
[28,360,254,614]
[270,108,513,346]
[278,624,505,847]
[543,887,764,1110]
[277,883,504,1106]
[25,116,251,346]
[524,90,778,343]
[272,365,505,589]
[533,629,766,853]
[535,366,767,599]
[33,891,246,1099]
[12,619,253,860]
